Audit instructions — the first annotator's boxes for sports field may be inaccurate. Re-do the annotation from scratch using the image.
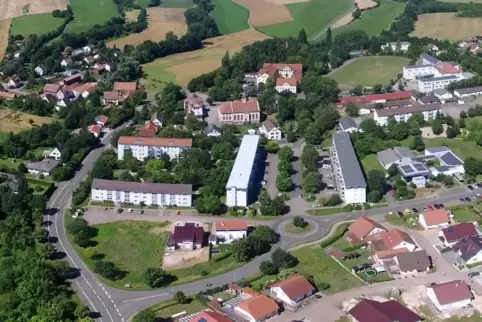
[411,12,482,41]
[211,0,250,34]
[66,0,119,33]
[328,56,409,87]
[333,0,404,36]
[10,13,65,36]
[257,0,353,38]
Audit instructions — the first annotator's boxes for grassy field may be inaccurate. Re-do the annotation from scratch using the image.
[67,0,119,33]
[450,205,481,223]
[157,0,194,7]
[411,12,482,41]
[328,56,409,87]
[361,154,384,173]
[0,108,54,133]
[257,0,353,39]
[11,13,64,36]
[149,298,206,319]
[0,157,29,170]
[211,0,250,34]
[308,207,347,216]
[291,246,365,293]
[333,0,405,36]
[0,131,9,144]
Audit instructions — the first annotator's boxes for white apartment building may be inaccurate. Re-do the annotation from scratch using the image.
[226,135,260,207]
[117,136,192,161]
[374,103,442,126]
[417,75,459,93]
[91,179,192,207]
[454,86,482,98]
[332,132,366,204]
[402,64,437,80]
[382,41,411,52]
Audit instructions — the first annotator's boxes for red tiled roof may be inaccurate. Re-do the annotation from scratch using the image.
[276,77,297,86]
[259,63,303,81]
[138,127,156,137]
[349,299,421,322]
[381,229,416,249]
[241,287,259,297]
[44,83,62,94]
[95,115,108,124]
[207,300,222,310]
[118,136,192,147]
[237,295,279,320]
[0,92,16,99]
[338,91,413,105]
[88,124,102,134]
[422,209,449,226]
[193,311,233,322]
[114,82,137,92]
[144,121,158,132]
[349,217,387,242]
[216,221,248,231]
[63,73,82,84]
[269,274,314,300]
[103,91,120,100]
[442,223,479,243]
[74,82,96,94]
[218,99,260,114]
[428,280,472,305]
[437,62,460,74]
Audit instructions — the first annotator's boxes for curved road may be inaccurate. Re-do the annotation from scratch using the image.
[45,128,482,321]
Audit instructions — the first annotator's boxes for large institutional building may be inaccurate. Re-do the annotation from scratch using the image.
[332,132,366,204]
[91,179,193,207]
[117,136,192,161]
[225,135,260,207]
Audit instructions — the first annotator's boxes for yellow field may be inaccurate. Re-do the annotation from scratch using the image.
[0,0,67,20]
[411,12,482,40]
[0,108,54,133]
[0,19,11,60]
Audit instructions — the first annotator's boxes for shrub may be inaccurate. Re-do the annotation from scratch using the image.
[317,282,330,290]
[292,216,308,228]
[320,224,350,248]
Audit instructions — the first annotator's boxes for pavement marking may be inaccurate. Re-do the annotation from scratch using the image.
[122,293,169,303]
[76,281,103,322]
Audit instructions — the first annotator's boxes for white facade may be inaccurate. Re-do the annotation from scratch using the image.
[427,288,471,311]
[419,215,449,230]
[403,65,437,80]
[28,168,50,176]
[454,88,482,98]
[35,66,46,76]
[258,124,282,140]
[275,82,296,94]
[382,42,410,52]
[256,73,270,86]
[269,287,309,306]
[216,230,247,244]
[434,91,453,101]
[392,240,418,252]
[374,107,441,126]
[44,148,62,161]
[418,76,459,93]
[117,143,190,161]
[91,187,192,207]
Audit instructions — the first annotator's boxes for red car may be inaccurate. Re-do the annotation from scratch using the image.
[428,205,434,211]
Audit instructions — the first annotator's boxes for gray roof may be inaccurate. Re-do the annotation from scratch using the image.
[433,88,449,96]
[396,250,431,272]
[462,72,475,80]
[332,132,366,189]
[204,124,222,134]
[433,165,453,172]
[226,135,260,189]
[397,162,431,178]
[375,103,441,117]
[381,99,413,108]
[440,151,464,166]
[339,118,358,130]
[91,179,192,194]
[426,146,450,154]
[419,95,440,104]
[377,147,414,167]
[421,53,440,65]
[455,86,482,95]
[418,75,458,82]
[27,159,60,173]
[411,155,436,163]
[261,119,277,132]
[404,64,435,70]
[453,236,482,262]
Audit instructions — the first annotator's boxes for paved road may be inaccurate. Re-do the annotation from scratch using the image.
[45,126,482,320]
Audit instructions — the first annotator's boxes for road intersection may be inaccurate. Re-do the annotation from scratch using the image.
[44,128,482,321]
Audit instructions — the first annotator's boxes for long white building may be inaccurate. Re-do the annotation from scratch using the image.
[454,86,482,98]
[117,136,192,161]
[332,132,366,204]
[225,134,260,207]
[374,103,442,126]
[91,179,192,207]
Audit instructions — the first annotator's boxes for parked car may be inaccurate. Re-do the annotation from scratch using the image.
[438,204,445,208]
[117,208,123,214]
[412,208,419,213]
[428,205,434,211]
[397,211,404,217]
[460,198,466,203]
[434,204,441,209]
[423,206,428,212]
[477,194,482,199]
[468,272,480,278]
[465,197,472,203]
[469,185,475,190]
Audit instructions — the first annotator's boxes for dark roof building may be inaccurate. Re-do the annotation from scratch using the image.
[453,236,482,262]
[395,250,431,273]
[332,132,367,189]
[442,223,479,244]
[348,298,421,322]
[168,223,205,247]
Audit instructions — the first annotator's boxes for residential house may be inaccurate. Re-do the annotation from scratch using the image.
[338,117,359,133]
[184,97,204,118]
[394,250,431,275]
[84,56,95,65]
[113,81,137,96]
[427,280,473,311]
[348,298,422,322]
[166,223,204,250]
[88,124,102,138]
[275,77,297,94]
[101,91,125,105]
[0,92,17,101]
[427,44,440,53]
[61,74,82,86]
[215,221,249,244]
[8,75,22,88]
[61,57,73,67]
[235,295,279,322]
[26,159,60,176]
[382,41,411,52]
[43,84,62,96]
[440,223,480,246]
[255,63,302,94]
[381,229,418,252]
[433,88,453,103]
[204,124,222,137]
[258,119,282,140]
[453,236,482,265]
[269,274,315,307]
[374,103,442,126]
[82,45,94,53]
[35,65,48,76]
[419,209,450,230]
[56,99,70,111]
[56,87,75,101]
[217,99,261,125]
[377,147,414,169]
[371,229,418,264]
[42,148,62,161]
[95,115,109,127]
[347,217,387,244]
[73,82,97,98]
[191,311,233,322]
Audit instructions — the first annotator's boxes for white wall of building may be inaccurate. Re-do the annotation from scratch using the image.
[427,288,471,311]
[418,78,458,93]
[374,109,441,126]
[216,230,247,244]
[117,143,188,161]
[344,187,366,204]
[403,65,437,80]
[454,90,482,98]
[91,188,192,207]
[226,187,248,207]
[275,84,296,94]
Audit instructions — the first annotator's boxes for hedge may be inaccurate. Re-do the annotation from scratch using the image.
[319,223,350,248]
[211,251,232,263]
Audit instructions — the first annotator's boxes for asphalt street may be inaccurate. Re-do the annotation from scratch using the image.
[44,126,482,321]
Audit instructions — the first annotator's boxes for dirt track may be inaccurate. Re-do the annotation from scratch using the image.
[234,0,293,27]
[0,19,11,60]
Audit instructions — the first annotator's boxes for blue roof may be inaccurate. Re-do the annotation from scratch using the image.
[226,135,260,189]
[421,53,440,65]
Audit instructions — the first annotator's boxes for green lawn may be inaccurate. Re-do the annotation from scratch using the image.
[210,0,250,34]
[285,223,313,234]
[386,214,423,230]
[291,246,365,293]
[450,205,481,223]
[257,0,353,39]
[423,137,482,160]
[67,0,120,33]
[361,154,385,173]
[0,131,8,144]
[10,13,65,37]
[0,158,28,170]
[149,298,206,319]
[308,207,347,216]
[333,0,405,36]
[159,0,195,7]
[330,233,352,250]
[328,56,410,87]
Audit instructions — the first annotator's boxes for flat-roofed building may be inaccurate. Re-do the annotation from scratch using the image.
[91,179,192,207]
[418,75,459,93]
[374,103,442,126]
[332,132,366,204]
[454,86,482,98]
[226,135,260,207]
[117,136,192,161]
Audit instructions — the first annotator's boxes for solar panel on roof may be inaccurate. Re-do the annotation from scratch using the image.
[440,152,463,166]
[414,164,427,171]
[401,165,414,174]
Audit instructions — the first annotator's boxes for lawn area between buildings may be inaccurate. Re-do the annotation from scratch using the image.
[361,154,385,173]
[449,205,481,223]
[0,157,29,171]
[333,0,405,36]
[149,298,207,320]
[328,56,410,87]
[10,13,65,37]
[66,0,120,33]
[257,0,353,39]
[307,206,346,216]
[423,137,482,160]
[211,0,250,34]
[385,213,424,230]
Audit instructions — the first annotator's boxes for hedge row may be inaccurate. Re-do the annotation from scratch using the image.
[319,223,351,248]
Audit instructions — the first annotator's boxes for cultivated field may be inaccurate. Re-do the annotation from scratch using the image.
[66,0,119,33]
[0,19,11,60]
[333,0,404,36]
[0,0,66,20]
[0,108,54,133]
[234,0,294,27]
[328,56,409,87]
[356,0,377,9]
[411,12,482,41]
[141,28,268,95]
[10,13,64,36]
[211,0,250,34]
[257,0,353,39]
[107,8,187,49]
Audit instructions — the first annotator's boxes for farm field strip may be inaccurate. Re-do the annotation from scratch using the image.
[0,108,54,133]
[10,13,64,36]
[211,0,250,34]
[66,0,119,33]
[411,12,482,41]
[234,0,294,27]
[0,0,67,20]
[0,19,11,60]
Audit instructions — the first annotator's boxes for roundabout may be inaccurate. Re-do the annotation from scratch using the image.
[278,217,319,238]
